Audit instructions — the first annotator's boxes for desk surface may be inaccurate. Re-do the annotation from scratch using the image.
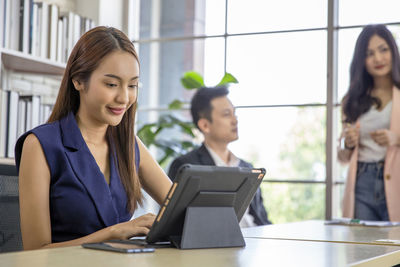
[242,220,400,246]
[1,238,400,267]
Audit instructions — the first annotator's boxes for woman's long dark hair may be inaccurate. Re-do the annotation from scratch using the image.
[343,24,400,123]
[48,26,142,212]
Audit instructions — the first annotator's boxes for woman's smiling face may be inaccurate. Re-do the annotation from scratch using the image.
[75,50,139,127]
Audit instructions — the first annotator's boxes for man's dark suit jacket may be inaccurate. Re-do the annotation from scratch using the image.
[168,144,271,225]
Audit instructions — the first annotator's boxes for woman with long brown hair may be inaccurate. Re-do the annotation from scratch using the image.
[14,26,172,250]
[339,24,400,221]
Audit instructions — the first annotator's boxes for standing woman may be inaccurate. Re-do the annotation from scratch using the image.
[339,24,400,221]
[15,26,172,250]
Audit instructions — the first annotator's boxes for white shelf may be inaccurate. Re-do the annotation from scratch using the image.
[1,48,65,76]
[0,157,15,165]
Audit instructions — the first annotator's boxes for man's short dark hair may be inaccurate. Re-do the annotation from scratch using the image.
[190,86,229,130]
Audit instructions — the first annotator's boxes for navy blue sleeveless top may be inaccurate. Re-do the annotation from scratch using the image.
[15,112,140,243]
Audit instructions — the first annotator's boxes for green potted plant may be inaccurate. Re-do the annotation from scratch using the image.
[137,71,238,167]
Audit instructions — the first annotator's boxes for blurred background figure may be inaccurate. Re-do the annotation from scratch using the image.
[339,24,400,221]
[168,86,271,226]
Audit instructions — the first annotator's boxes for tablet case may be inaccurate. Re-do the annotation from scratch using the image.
[146,164,266,249]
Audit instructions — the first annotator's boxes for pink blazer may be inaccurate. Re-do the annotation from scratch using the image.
[341,86,400,221]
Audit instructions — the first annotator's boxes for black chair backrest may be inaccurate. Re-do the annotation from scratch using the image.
[0,164,22,252]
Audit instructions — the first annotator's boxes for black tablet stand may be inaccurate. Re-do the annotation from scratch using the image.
[169,206,245,249]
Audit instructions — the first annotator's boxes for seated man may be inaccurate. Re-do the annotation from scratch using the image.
[168,86,271,226]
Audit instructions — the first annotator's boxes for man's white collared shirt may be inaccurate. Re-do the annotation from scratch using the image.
[204,144,256,228]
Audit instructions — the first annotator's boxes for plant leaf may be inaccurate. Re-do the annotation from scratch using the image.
[158,149,175,166]
[180,71,205,89]
[181,141,197,150]
[137,127,156,146]
[168,99,185,110]
[217,72,238,87]
[177,122,196,137]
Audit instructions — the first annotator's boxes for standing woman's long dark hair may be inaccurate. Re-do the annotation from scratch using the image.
[343,24,400,123]
[48,26,142,212]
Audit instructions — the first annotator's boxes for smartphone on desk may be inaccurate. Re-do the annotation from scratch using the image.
[82,240,155,253]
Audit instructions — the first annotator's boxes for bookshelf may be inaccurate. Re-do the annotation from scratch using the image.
[0,0,132,165]
[0,47,65,166]
[0,48,64,164]
[0,0,89,164]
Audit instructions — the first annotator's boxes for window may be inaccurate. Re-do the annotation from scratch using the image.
[227,31,327,106]
[230,107,326,181]
[227,0,327,33]
[134,0,400,223]
[339,0,400,26]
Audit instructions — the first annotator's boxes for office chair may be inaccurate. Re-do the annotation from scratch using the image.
[0,163,23,252]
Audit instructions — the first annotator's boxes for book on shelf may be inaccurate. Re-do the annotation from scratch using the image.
[0,0,5,48]
[0,90,8,158]
[20,94,40,132]
[5,90,19,158]
[28,0,33,54]
[31,95,40,128]
[65,11,75,59]
[38,1,48,58]
[30,2,38,56]
[48,3,58,61]
[42,104,52,123]
[72,13,80,48]
[25,99,31,130]
[17,98,27,138]
[60,15,68,62]
[3,0,12,49]
[8,0,19,50]
[19,0,32,53]
[56,17,63,62]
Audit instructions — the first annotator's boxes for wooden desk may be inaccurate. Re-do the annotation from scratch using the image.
[1,238,400,267]
[242,220,400,246]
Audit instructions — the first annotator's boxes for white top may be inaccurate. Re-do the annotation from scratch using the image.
[204,144,257,228]
[358,101,392,162]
